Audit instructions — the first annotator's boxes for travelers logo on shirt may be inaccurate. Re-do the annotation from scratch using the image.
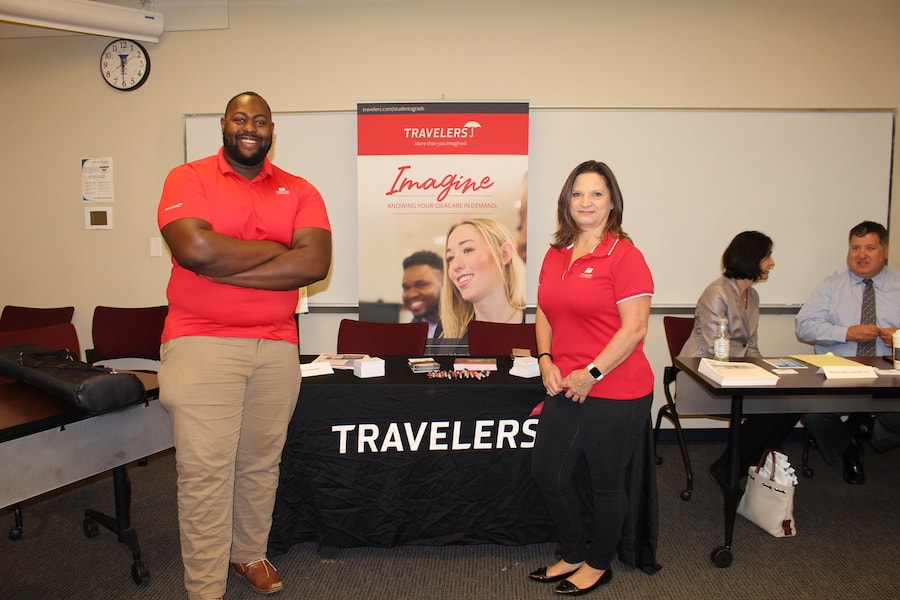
[580,267,594,279]
[275,186,291,195]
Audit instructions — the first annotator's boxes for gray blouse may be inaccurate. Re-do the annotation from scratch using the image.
[678,275,760,358]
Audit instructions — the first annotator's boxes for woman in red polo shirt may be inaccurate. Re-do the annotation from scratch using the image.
[528,160,654,596]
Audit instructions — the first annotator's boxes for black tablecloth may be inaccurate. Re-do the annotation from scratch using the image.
[270,356,659,573]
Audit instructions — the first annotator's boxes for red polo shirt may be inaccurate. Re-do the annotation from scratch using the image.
[158,148,331,344]
[537,234,654,399]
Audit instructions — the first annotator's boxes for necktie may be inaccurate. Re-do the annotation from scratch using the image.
[858,278,876,356]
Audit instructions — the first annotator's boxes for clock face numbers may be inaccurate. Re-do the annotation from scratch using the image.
[100,39,150,91]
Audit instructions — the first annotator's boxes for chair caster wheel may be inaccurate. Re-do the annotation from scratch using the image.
[711,546,733,568]
[802,466,814,478]
[8,526,22,541]
[655,455,663,465]
[680,489,692,501]
[131,561,150,584]
[83,516,99,538]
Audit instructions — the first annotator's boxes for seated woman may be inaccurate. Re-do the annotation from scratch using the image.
[439,218,527,341]
[679,231,799,487]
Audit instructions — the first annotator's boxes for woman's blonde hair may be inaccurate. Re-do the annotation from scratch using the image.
[440,218,526,339]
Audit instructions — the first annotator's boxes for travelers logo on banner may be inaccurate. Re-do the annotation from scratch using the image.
[356,102,529,354]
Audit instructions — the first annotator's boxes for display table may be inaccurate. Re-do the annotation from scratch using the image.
[270,356,659,572]
[271,356,548,554]
[674,355,900,569]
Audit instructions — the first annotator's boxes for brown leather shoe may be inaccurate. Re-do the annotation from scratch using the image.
[230,558,283,594]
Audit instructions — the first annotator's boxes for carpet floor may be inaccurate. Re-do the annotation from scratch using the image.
[2,439,898,599]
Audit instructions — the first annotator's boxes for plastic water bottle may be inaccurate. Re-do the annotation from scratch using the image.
[713,317,730,361]
[892,329,900,369]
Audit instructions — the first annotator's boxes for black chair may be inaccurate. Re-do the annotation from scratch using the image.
[653,316,696,500]
[800,433,817,478]
[336,319,428,356]
[466,321,538,357]
[85,305,168,366]
[0,323,81,540]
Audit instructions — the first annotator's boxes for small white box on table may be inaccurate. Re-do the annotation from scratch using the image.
[353,356,385,378]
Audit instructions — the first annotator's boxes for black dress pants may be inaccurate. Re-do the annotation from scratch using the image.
[532,392,653,570]
[802,413,852,465]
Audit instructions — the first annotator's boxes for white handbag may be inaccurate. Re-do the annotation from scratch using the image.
[737,450,797,538]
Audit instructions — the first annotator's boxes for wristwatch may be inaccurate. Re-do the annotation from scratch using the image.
[587,362,604,381]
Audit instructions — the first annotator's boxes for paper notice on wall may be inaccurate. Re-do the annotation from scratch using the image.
[82,157,114,202]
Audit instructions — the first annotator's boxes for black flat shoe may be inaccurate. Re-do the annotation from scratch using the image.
[555,569,613,596]
[528,566,579,583]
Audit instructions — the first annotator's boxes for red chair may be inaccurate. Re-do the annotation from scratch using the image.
[466,321,538,357]
[85,306,168,365]
[0,323,81,541]
[336,319,428,356]
[84,306,167,516]
[0,323,81,361]
[0,305,74,332]
[652,316,696,500]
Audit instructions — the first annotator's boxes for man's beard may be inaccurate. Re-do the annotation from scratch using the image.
[222,134,271,166]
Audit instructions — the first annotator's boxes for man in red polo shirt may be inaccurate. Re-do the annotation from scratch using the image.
[157,91,331,600]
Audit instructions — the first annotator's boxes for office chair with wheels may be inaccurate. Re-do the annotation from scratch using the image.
[0,323,81,540]
[652,315,696,500]
[336,319,428,356]
[85,305,168,369]
[800,413,873,478]
[0,305,74,332]
[800,432,818,478]
[85,305,167,476]
[466,321,538,357]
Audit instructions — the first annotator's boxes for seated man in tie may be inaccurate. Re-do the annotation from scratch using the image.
[796,221,900,485]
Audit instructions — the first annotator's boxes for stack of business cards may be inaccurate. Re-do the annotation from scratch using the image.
[408,357,440,373]
[509,356,540,378]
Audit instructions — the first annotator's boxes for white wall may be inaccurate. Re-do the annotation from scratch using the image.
[1,0,898,427]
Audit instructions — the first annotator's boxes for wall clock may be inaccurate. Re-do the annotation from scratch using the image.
[100,38,151,91]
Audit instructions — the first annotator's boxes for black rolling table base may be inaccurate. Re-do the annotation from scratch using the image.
[82,464,150,585]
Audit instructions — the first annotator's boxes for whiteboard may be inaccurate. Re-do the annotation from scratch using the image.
[185,108,894,307]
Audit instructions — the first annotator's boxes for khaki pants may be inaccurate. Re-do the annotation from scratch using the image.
[159,336,301,600]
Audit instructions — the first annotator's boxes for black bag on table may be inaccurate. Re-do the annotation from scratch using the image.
[0,343,146,415]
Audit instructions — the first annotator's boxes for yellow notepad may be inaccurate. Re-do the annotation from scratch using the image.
[789,353,864,368]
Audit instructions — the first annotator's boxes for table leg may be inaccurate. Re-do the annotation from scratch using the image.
[710,393,742,568]
[83,465,150,584]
